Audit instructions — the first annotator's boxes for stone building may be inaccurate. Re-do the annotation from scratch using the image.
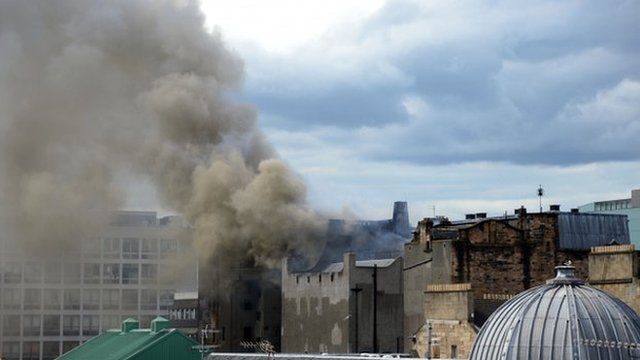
[589,243,640,314]
[405,206,630,357]
[411,283,477,359]
[469,264,640,359]
[281,253,403,354]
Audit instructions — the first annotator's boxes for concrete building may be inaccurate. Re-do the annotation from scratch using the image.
[579,188,640,246]
[282,253,404,354]
[405,206,630,357]
[0,211,197,360]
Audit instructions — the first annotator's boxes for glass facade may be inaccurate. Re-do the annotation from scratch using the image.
[0,212,196,360]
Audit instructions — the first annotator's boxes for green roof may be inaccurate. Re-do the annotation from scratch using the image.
[57,317,206,360]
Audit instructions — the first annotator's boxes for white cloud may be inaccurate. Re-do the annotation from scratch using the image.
[203,0,640,221]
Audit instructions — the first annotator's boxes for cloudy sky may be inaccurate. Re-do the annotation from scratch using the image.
[199,0,640,223]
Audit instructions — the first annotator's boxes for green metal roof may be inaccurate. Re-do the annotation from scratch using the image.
[56,317,206,360]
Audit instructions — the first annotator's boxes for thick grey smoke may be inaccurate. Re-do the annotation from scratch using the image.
[0,0,325,268]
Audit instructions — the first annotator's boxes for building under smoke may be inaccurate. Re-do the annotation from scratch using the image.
[280,202,411,354]
[0,211,196,360]
[303,201,411,272]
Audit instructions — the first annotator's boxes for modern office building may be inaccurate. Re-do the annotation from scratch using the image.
[579,188,640,246]
[0,211,197,360]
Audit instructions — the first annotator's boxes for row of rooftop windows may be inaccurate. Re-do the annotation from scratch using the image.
[1,288,174,311]
[594,200,631,211]
[0,313,165,360]
[1,313,165,337]
[295,273,338,284]
[1,237,179,259]
[0,262,179,285]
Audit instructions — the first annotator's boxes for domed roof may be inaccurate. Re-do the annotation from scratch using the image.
[470,265,640,359]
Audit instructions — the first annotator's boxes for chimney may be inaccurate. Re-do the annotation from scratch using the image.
[514,207,527,216]
[392,201,411,237]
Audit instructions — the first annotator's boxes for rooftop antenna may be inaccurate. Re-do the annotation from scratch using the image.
[432,205,436,218]
[537,185,544,213]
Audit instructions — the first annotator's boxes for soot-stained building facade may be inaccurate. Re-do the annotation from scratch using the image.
[405,206,630,358]
[282,253,403,354]
[206,202,411,354]
[280,202,411,354]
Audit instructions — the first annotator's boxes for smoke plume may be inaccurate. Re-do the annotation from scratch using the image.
[0,0,325,269]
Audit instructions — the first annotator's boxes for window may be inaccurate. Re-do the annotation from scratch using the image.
[122,264,139,284]
[122,238,139,259]
[140,290,158,310]
[103,237,120,258]
[83,289,100,310]
[82,237,101,258]
[63,289,81,310]
[62,341,79,354]
[141,238,158,259]
[451,345,458,358]
[24,263,42,283]
[102,315,120,331]
[83,263,101,284]
[2,342,20,359]
[140,264,157,284]
[63,315,80,336]
[82,315,100,336]
[159,290,174,310]
[44,263,62,284]
[103,263,120,284]
[24,289,41,310]
[2,288,21,309]
[43,289,61,310]
[121,289,138,310]
[160,239,177,258]
[23,315,41,336]
[103,289,119,310]
[63,263,81,284]
[43,315,60,336]
[42,341,60,360]
[2,315,21,336]
[23,341,40,360]
[3,262,22,283]
[243,326,254,341]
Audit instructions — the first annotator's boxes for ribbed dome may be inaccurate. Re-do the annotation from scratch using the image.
[469,265,640,359]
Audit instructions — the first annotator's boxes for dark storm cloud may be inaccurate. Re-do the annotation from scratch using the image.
[242,0,640,166]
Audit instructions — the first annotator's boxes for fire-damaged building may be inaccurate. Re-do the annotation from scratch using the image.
[207,202,411,353]
[404,205,631,359]
[281,202,411,353]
